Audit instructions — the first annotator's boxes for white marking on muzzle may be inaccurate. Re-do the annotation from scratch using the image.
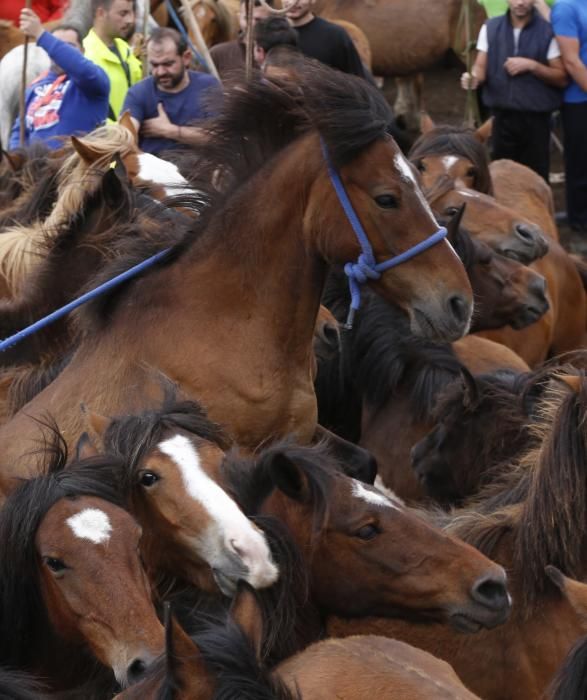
[67,508,112,544]
[158,435,279,588]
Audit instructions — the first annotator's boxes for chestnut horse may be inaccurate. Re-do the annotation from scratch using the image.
[0,441,165,693]
[427,177,585,367]
[76,396,279,595]
[117,583,481,700]
[0,65,472,487]
[329,376,587,699]
[223,441,510,661]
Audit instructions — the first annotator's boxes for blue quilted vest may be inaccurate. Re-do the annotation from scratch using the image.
[482,10,562,112]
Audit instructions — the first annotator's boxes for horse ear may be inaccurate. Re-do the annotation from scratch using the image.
[75,432,99,460]
[475,117,493,143]
[545,566,587,627]
[71,135,103,164]
[267,451,311,502]
[101,155,129,206]
[460,367,479,410]
[80,404,110,447]
[230,581,264,661]
[420,111,435,134]
[118,110,138,144]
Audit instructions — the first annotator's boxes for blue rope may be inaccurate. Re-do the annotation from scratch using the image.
[320,140,448,329]
[0,249,171,353]
[165,0,211,73]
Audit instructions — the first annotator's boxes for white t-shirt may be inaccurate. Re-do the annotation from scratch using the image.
[476,23,561,59]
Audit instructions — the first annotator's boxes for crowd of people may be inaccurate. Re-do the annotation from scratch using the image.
[2,0,587,233]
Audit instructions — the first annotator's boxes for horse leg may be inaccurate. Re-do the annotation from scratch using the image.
[312,425,377,485]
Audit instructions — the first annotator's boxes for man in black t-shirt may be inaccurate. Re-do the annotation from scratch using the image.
[285,0,367,78]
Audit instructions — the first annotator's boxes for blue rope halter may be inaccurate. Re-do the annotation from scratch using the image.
[321,140,448,329]
[164,0,212,74]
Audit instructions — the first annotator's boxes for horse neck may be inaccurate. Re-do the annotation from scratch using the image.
[178,140,328,353]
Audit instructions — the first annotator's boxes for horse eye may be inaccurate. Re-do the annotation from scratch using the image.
[415,160,426,172]
[374,194,398,209]
[445,207,460,217]
[139,471,160,487]
[466,168,477,178]
[355,524,381,541]
[44,557,67,573]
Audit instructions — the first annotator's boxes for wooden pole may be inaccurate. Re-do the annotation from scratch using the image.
[19,0,33,147]
[245,0,254,80]
[178,0,221,82]
[142,0,150,77]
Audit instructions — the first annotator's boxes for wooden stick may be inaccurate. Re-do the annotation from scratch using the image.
[178,0,221,82]
[142,0,150,77]
[245,0,254,80]
[19,0,33,147]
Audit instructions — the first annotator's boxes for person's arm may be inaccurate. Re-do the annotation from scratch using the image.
[556,35,587,92]
[8,116,24,150]
[503,55,568,87]
[20,9,110,97]
[461,24,488,89]
[140,103,207,144]
[338,31,368,79]
[534,0,551,22]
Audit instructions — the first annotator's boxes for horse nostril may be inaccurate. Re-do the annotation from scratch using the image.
[127,658,148,683]
[515,224,535,244]
[230,538,244,558]
[529,275,547,299]
[447,294,470,326]
[471,574,510,611]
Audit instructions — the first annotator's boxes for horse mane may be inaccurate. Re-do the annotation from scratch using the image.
[321,270,462,422]
[444,375,587,609]
[409,124,494,195]
[0,427,123,671]
[421,173,457,208]
[78,64,393,328]
[548,634,587,700]
[101,393,231,497]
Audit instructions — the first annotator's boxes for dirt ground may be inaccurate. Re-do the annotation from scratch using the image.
[382,62,575,250]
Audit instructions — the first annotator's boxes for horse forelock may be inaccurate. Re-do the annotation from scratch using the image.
[409,124,493,195]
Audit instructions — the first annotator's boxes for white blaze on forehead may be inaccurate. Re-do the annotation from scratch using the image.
[441,155,460,172]
[67,508,112,544]
[158,435,278,587]
[394,153,417,185]
[136,152,193,198]
[352,479,402,510]
[374,475,405,509]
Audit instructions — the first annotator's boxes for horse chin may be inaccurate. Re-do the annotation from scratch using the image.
[409,305,470,343]
[447,613,484,634]
[447,597,512,633]
[212,568,238,597]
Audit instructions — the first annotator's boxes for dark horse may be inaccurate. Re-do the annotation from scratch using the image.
[0,62,472,490]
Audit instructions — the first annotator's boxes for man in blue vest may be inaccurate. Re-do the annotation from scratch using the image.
[552,0,587,233]
[461,0,567,182]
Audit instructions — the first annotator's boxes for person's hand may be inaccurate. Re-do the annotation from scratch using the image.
[460,71,479,90]
[141,103,177,139]
[19,8,44,41]
[504,57,537,76]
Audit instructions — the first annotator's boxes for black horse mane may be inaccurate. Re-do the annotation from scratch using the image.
[548,634,587,700]
[78,62,393,329]
[409,124,494,195]
[320,270,462,423]
[0,428,123,675]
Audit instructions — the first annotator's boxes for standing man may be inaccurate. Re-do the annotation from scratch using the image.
[122,27,219,154]
[285,0,367,78]
[209,0,275,79]
[461,0,567,182]
[552,0,587,233]
[9,7,109,149]
[83,0,141,121]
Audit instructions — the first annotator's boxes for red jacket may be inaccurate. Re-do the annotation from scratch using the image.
[0,0,67,24]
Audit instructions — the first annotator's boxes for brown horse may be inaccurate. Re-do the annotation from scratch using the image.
[118,583,482,699]
[0,66,472,487]
[329,376,587,699]
[76,397,279,595]
[224,441,510,658]
[0,443,165,693]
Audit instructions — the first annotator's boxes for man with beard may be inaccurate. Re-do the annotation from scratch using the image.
[83,0,141,120]
[8,7,109,149]
[122,27,219,154]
